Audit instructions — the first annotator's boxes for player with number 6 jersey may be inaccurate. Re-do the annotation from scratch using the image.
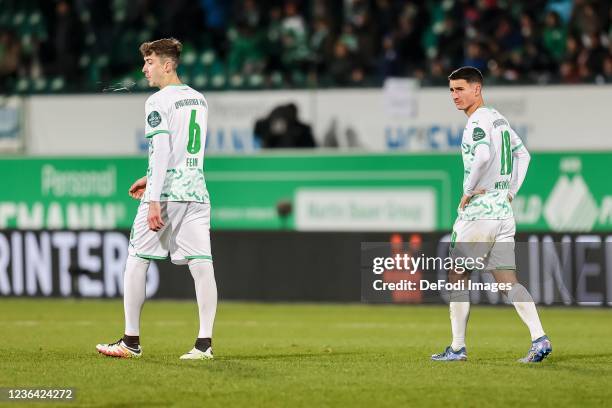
[142,85,209,203]
[97,38,217,361]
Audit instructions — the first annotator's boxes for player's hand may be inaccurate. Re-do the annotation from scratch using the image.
[459,189,486,210]
[129,176,147,199]
[147,201,165,232]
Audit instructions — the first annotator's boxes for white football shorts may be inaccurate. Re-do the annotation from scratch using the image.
[449,217,516,271]
[128,201,212,265]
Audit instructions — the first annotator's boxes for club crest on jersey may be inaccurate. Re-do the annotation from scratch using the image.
[472,127,485,141]
[148,111,162,127]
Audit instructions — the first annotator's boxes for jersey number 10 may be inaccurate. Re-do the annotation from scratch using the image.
[188,109,201,154]
[500,130,512,175]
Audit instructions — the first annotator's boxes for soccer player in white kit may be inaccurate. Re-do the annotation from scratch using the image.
[96,38,217,360]
[431,67,552,363]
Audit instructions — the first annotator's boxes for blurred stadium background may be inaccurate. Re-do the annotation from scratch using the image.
[1,0,611,406]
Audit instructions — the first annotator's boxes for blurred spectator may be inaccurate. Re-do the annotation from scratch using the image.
[379,34,402,78]
[199,0,229,55]
[0,30,20,80]
[373,0,397,36]
[436,15,464,68]
[570,0,602,37]
[239,0,261,29]
[559,61,581,83]
[328,39,364,86]
[310,18,334,76]
[474,0,504,38]
[265,6,284,75]
[227,19,265,76]
[463,42,487,72]
[564,35,581,63]
[254,103,316,148]
[577,32,608,80]
[395,12,425,75]
[280,0,310,81]
[542,11,567,63]
[492,17,523,54]
[46,1,81,79]
[422,58,448,86]
[600,55,612,82]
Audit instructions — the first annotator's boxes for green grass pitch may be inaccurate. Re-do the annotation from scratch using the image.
[1,299,610,407]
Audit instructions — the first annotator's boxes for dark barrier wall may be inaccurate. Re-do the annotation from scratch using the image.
[0,230,610,305]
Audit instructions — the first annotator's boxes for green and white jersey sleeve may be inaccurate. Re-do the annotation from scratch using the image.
[143,85,210,203]
[459,107,520,221]
[144,96,170,139]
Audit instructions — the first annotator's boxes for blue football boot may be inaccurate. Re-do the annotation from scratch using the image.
[431,346,467,361]
[518,335,552,363]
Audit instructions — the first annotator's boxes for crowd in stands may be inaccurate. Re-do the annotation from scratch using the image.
[1,0,611,93]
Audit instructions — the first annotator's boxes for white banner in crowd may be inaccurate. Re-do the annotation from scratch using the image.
[24,84,612,155]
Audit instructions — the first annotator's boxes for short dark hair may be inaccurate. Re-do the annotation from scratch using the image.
[448,66,484,84]
[139,38,182,68]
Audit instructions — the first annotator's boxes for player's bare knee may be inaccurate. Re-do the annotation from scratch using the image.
[188,258,213,268]
[492,269,518,284]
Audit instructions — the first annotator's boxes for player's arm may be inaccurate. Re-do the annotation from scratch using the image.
[508,129,530,202]
[143,97,171,231]
[129,176,147,199]
[460,123,491,209]
[147,134,171,231]
[459,145,490,209]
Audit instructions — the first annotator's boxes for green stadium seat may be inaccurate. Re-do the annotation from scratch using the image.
[182,50,197,67]
[15,78,30,93]
[211,73,226,89]
[200,50,216,67]
[269,71,284,87]
[193,74,208,89]
[96,54,109,68]
[49,77,65,92]
[229,73,244,88]
[79,54,91,68]
[32,77,47,92]
[247,74,264,88]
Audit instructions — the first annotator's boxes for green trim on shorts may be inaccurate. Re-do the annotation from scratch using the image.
[136,253,168,260]
[145,130,170,138]
[512,143,523,152]
[185,255,213,260]
[493,265,516,270]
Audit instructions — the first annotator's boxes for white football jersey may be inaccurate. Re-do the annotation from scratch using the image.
[459,106,525,220]
[143,84,209,203]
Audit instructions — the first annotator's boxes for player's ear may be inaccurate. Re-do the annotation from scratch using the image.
[473,83,482,97]
[163,58,172,73]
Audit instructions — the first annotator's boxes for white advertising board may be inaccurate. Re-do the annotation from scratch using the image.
[25,84,612,155]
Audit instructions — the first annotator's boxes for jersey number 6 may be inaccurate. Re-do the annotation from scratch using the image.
[188,109,201,154]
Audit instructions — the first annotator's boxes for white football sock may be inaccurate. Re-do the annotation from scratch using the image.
[449,290,470,351]
[508,283,545,341]
[189,260,217,339]
[123,255,150,336]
